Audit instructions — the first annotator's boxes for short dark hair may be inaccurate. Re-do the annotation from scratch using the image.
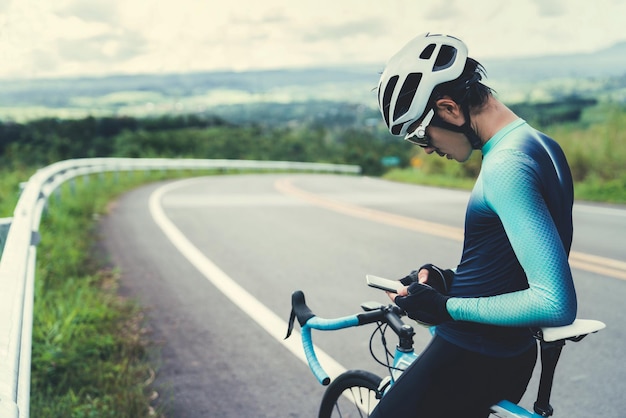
[431,58,492,109]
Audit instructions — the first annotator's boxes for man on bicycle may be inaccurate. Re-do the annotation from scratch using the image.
[372,33,577,417]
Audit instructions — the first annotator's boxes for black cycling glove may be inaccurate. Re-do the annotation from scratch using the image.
[399,263,454,295]
[394,282,452,325]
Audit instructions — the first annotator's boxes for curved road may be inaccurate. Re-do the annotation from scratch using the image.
[100,174,625,417]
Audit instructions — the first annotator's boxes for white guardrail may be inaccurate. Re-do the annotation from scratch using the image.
[0,157,361,417]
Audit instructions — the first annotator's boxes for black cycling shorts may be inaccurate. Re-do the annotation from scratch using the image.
[370,334,537,418]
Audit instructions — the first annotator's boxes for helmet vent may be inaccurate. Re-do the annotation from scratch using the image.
[419,43,436,60]
[433,45,457,71]
[393,72,422,121]
[381,75,399,127]
[391,122,405,136]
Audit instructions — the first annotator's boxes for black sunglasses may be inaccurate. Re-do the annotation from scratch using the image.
[404,109,435,147]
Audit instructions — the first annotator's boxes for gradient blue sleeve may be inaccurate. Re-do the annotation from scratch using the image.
[447,149,577,327]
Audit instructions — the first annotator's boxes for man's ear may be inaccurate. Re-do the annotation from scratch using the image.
[434,97,463,123]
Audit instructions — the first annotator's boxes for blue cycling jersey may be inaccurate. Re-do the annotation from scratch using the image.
[437,119,577,357]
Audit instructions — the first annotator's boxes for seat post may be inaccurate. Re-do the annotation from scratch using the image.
[533,339,565,417]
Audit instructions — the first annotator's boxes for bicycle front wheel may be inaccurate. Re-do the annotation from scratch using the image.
[318,370,382,418]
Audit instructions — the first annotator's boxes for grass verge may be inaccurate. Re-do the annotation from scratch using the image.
[382,168,476,191]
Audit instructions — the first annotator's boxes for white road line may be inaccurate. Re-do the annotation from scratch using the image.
[148,178,347,383]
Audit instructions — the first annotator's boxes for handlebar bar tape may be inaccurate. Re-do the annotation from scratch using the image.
[301,315,360,385]
[307,315,360,330]
[285,291,361,385]
[301,325,331,385]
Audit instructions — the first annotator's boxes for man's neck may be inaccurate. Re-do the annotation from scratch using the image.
[471,96,519,146]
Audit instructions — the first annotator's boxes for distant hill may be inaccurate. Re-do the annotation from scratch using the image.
[0,67,381,107]
[0,42,624,121]
[482,41,626,80]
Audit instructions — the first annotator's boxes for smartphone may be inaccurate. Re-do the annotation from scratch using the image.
[366,274,403,293]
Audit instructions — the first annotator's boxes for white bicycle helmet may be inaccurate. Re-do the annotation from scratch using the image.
[378,33,469,136]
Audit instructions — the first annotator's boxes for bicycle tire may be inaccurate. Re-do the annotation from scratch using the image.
[318,370,383,418]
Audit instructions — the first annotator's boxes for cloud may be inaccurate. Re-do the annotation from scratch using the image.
[29,48,61,75]
[57,31,148,63]
[55,0,119,24]
[424,2,461,21]
[300,17,386,43]
[532,0,566,17]
[230,8,288,25]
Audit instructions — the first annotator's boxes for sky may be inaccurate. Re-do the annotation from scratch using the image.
[1,0,625,80]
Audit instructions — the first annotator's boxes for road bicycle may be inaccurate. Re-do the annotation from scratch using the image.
[285,289,605,417]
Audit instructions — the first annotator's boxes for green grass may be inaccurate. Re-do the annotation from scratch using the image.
[0,167,33,215]
[383,168,476,190]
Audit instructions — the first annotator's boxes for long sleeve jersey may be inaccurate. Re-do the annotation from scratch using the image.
[436,118,577,357]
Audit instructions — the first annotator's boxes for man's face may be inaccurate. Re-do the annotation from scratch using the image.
[422,124,473,162]
[405,108,473,162]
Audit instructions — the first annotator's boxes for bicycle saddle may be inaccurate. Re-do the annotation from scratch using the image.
[539,319,605,342]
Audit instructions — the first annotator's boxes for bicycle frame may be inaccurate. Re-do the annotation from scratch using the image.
[286,290,605,417]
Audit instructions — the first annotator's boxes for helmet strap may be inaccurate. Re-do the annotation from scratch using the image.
[461,105,483,150]
[430,105,483,150]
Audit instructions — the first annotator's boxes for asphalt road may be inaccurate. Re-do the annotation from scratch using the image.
[100,173,626,417]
